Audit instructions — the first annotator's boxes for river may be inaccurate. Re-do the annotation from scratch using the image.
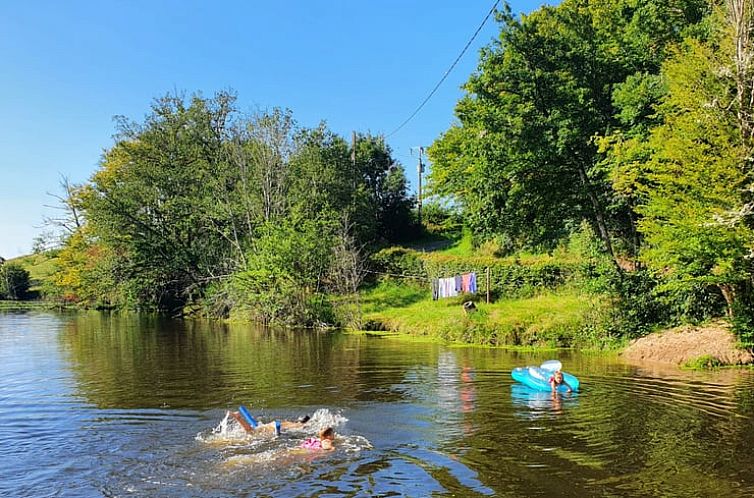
[1,311,754,497]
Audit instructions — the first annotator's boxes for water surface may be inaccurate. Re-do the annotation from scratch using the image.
[2,311,754,497]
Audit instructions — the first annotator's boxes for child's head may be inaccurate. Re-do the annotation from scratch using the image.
[320,427,334,440]
[553,371,563,382]
[319,427,335,450]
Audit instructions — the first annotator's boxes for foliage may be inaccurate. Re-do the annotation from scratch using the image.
[422,252,580,300]
[682,355,723,370]
[230,216,337,326]
[0,262,31,300]
[428,0,706,260]
[420,202,462,235]
[369,247,426,282]
[637,13,754,333]
[50,91,414,321]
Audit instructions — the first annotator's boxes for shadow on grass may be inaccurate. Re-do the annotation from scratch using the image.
[360,284,428,313]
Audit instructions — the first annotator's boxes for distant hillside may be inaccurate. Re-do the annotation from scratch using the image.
[8,251,59,294]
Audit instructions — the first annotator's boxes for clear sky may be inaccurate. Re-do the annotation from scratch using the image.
[0,0,546,259]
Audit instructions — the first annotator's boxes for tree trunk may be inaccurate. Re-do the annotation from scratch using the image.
[719,283,736,318]
[577,165,623,274]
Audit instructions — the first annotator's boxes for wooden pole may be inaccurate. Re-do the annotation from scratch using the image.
[417,146,424,227]
[486,266,490,304]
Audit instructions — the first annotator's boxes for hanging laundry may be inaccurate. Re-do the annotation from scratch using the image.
[455,275,462,294]
[431,278,439,301]
[443,277,458,297]
[461,273,471,293]
[469,272,477,294]
[438,277,447,299]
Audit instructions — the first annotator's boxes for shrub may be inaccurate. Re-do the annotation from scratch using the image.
[683,355,723,370]
[369,247,426,282]
[0,263,31,300]
[421,253,579,300]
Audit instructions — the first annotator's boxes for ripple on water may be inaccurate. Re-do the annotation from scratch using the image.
[5,313,754,497]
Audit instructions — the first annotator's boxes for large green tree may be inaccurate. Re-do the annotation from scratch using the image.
[428,0,707,263]
[637,6,754,333]
[54,91,414,317]
[84,92,236,310]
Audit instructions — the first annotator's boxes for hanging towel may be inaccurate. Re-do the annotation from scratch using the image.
[469,272,477,294]
[455,275,462,294]
[432,278,439,301]
[438,277,447,299]
[442,277,457,297]
[461,273,471,293]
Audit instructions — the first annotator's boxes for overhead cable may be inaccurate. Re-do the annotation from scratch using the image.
[386,0,500,138]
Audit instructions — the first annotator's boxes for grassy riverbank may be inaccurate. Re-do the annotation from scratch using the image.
[357,281,618,349]
[0,300,73,311]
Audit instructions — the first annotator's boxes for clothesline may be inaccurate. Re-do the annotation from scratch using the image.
[363,269,429,280]
[364,268,489,281]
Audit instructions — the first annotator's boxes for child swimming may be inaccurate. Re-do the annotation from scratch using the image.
[228,405,310,435]
[300,427,335,451]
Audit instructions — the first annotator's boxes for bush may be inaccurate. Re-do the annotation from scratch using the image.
[0,263,31,300]
[369,247,426,282]
[731,291,754,347]
[683,355,723,370]
[422,253,579,300]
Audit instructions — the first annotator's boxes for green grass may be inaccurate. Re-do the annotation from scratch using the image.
[436,229,474,256]
[0,300,72,310]
[9,252,59,291]
[682,355,724,370]
[358,281,614,348]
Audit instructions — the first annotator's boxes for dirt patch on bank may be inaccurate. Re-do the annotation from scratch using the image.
[621,321,754,366]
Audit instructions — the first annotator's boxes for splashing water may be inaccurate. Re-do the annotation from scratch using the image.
[196,408,371,468]
[302,408,348,432]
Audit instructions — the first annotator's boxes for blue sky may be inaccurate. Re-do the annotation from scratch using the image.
[0,0,545,258]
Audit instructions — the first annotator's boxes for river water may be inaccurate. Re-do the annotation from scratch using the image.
[2,311,754,497]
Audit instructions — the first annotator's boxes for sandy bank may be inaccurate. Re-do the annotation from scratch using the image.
[621,321,753,366]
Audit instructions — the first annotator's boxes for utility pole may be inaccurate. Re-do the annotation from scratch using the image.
[416,146,425,227]
[351,131,357,167]
[352,131,358,190]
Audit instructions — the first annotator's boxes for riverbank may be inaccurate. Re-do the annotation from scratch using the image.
[357,281,617,349]
[621,321,753,368]
[0,300,74,311]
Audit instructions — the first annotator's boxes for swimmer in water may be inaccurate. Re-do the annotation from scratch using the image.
[228,406,310,435]
[300,427,335,451]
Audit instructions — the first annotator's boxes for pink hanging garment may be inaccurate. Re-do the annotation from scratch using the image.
[462,273,471,293]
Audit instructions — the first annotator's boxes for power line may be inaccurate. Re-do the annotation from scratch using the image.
[387,0,500,138]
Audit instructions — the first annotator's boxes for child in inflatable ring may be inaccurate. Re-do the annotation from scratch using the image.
[549,370,573,393]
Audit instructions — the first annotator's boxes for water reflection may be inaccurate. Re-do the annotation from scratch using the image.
[3,312,754,497]
[510,383,579,418]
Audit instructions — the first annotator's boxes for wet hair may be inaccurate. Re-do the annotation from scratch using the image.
[320,427,335,440]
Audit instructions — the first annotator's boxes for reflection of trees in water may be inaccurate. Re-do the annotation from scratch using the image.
[59,314,421,410]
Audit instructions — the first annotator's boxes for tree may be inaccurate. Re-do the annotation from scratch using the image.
[43,175,85,238]
[84,91,237,310]
[231,215,337,325]
[327,214,368,327]
[0,263,30,300]
[638,10,754,322]
[428,0,707,263]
